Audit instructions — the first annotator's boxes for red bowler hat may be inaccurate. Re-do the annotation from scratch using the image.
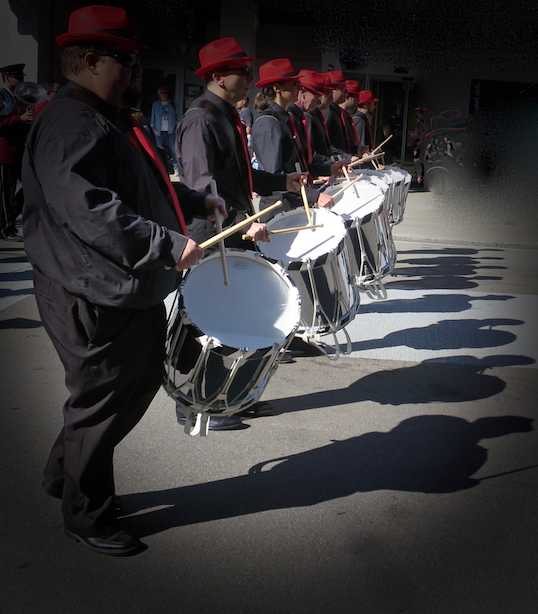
[345,80,361,95]
[195,37,256,79]
[56,5,149,50]
[321,73,334,93]
[297,70,326,95]
[325,70,346,87]
[358,89,379,105]
[255,58,299,88]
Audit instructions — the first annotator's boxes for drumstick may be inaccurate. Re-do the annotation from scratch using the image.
[210,179,229,286]
[348,151,385,168]
[241,224,324,240]
[371,134,393,155]
[199,200,283,250]
[295,162,313,228]
[329,176,362,200]
[342,165,351,183]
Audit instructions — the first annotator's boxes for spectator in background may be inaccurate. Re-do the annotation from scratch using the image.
[35,82,61,117]
[150,86,181,175]
[0,63,34,241]
[236,97,253,135]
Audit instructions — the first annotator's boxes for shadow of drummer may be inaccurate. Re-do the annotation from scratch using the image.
[119,414,534,536]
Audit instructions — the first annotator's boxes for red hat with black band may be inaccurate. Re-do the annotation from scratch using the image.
[345,80,361,96]
[255,58,299,88]
[195,37,256,79]
[325,70,346,87]
[56,5,149,50]
[297,70,326,95]
[357,89,379,105]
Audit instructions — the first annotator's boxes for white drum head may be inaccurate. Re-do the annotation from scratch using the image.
[258,208,346,263]
[182,251,299,350]
[331,180,386,221]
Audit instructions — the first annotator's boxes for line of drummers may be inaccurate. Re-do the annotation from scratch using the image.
[165,41,411,435]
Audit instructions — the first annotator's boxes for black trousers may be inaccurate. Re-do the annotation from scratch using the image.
[0,162,22,236]
[33,269,166,537]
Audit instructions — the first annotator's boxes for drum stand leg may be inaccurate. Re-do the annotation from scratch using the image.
[181,408,210,437]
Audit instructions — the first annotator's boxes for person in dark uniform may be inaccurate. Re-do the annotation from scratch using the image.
[322,70,349,153]
[353,89,379,151]
[339,79,361,156]
[22,5,227,556]
[251,59,335,210]
[175,39,305,429]
[289,69,345,184]
[176,38,304,245]
[0,63,34,240]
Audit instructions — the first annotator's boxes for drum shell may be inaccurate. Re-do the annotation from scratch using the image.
[257,208,359,335]
[344,207,397,285]
[326,179,396,287]
[163,250,300,414]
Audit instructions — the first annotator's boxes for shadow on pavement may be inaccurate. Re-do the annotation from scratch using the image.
[358,293,514,315]
[351,318,523,352]
[119,414,534,536]
[0,317,43,330]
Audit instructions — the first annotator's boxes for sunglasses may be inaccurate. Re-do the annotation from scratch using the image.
[221,65,253,77]
[94,52,141,68]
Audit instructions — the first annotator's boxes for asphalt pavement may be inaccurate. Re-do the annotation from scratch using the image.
[1,176,538,614]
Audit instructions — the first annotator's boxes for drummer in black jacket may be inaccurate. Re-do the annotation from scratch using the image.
[289,69,345,182]
[175,38,305,429]
[322,70,349,153]
[250,59,336,212]
[175,37,304,246]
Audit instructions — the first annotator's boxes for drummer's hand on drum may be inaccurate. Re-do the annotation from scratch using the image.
[319,175,335,186]
[246,222,271,242]
[329,160,346,177]
[285,172,308,192]
[175,238,204,271]
[317,192,334,208]
[204,194,228,221]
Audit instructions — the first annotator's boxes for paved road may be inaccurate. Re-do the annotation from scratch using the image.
[1,205,537,613]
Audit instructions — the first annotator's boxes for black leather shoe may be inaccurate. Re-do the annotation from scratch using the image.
[43,478,123,510]
[64,528,142,556]
[236,401,273,418]
[177,414,249,431]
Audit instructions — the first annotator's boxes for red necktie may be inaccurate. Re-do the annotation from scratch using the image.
[367,119,375,149]
[288,116,309,173]
[301,116,313,164]
[126,115,187,235]
[340,108,352,152]
[349,115,359,148]
[319,112,331,148]
[233,109,253,193]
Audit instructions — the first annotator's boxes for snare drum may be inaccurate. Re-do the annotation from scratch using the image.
[164,250,300,416]
[256,208,359,337]
[352,167,411,224]
[328,179,396,294]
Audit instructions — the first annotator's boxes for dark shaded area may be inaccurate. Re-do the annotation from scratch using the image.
[119,414,534,536]
[0,317,42,330]
[358,293,514,315]
[352,318,522,352]
[271,357,510,410]
[388,250,508,291]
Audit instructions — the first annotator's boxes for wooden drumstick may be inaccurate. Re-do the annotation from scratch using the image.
[342,165,351,183]
[295,162,313,228]
[329,176,361,199]
[241,223,324,240]
[199,200,283,250]
[348,151,385,168]
[210,179,229,286]
[371,133,393,154]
